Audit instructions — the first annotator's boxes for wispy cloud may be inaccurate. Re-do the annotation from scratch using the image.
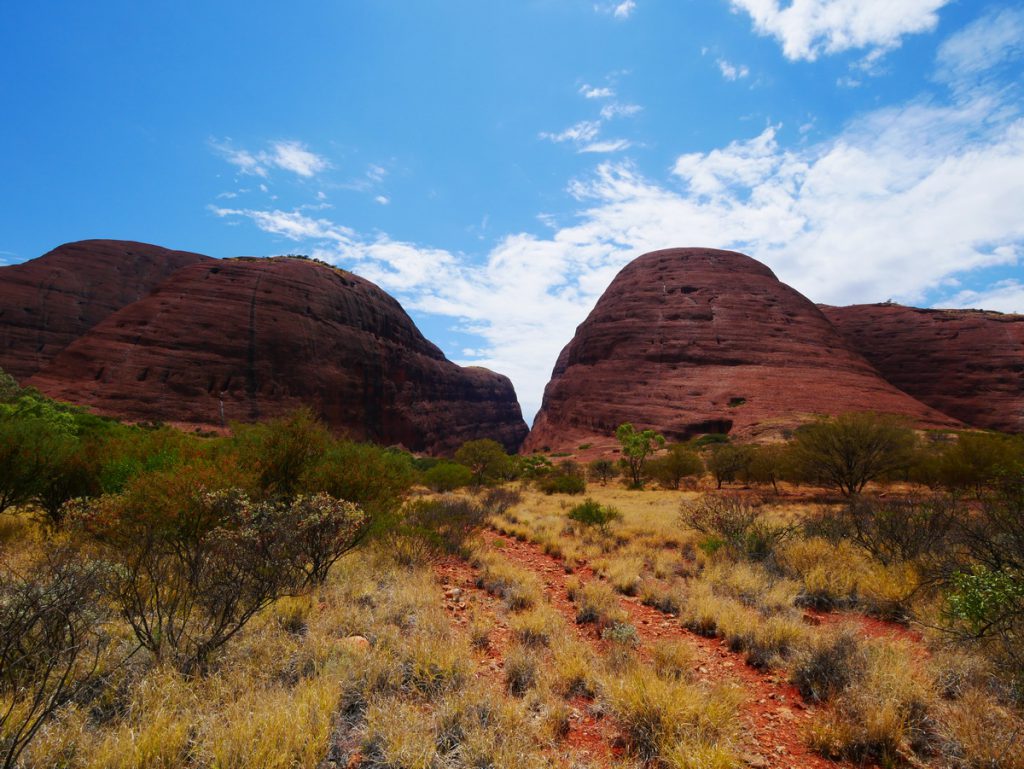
[935,6,1024,89]
[600,102,642,119]
[580,84,615,99]
[594,1,637,19]
[729,0,952,61]
[717,58,750,80]
[580,139,633,153]
[540,120,602,144]
[211,139,331,179]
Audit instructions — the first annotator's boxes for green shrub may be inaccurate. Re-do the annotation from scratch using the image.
[454,439,511,485]
[423,462,473,492]
[567,498,622,530]
[537,461,586,495]
[646,445,703,489]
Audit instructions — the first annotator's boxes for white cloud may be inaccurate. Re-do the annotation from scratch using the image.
[579,139,633,153]
[717,58,750,80]
[600,102,642,119]
[211,138,330,179]
[943,279,1024,315]
[594,1,636,18]
[580,84,615,99]
[936,6,1024,88]
[374,195,391,205]
[268,140,329,177]
[540,120,601,144]
[213,64,1024,421]
[729,0,952,61]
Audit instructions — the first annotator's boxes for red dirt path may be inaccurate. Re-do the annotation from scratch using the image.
[477,529,855,769]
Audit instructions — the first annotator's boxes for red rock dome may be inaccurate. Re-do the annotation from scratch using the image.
[524,248,960,452]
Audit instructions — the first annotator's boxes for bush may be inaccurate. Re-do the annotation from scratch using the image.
[423,462,473,492]
[479,487,522,516]
[300,440,414,516]
[537,461,586,495]
[401,496,486,553]
[646,445,703,490]
[232,409,331,499]
[791,628,862,703]
[74,477,365,673]
[588,458,619,485]
[680,494,794,561]
[454,439,511,486]
[567,498,622,530]
[0,415,66,516]
[1,546,108,769]
[843,494,958,567]
[704,444,752,490]
[791,412,917,496]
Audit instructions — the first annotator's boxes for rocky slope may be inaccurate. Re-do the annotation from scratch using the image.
[0,240,210,379]
[821,303,1024,434]
[524,248,960,452]
[18,252,526,453]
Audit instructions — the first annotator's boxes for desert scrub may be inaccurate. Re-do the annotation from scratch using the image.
[651,638,696,681]
[362,684,543,769]
[470,549,543,610]
[776,536,869,609]
[639,578,683,615]
[548,639,597,698]
[571,579,627,627]
[601,664,742,765]
[504,643,541,696]
[701,559,800,613]
[509,605,564,647]
[805,637,937,765]
[600,554,645,596]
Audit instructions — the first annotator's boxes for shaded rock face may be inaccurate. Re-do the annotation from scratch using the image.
[0,240,210,379]
[523,248,960,453]
[821,303,1024,434]
[21,254,527,454]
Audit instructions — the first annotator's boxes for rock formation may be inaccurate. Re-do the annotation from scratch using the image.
[821,303,1024,434]
[11,250,526,454]
[0,240,209,379]
[523,248,960,453]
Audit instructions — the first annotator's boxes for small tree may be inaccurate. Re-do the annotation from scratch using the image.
[588,458,619,486]
[233,408,331,499]
[74,474,365,673]
[705,444,752,490]
[0,417,66,516]
[743,444,792,494]
[1,547,108,769]
[454,439,511,486]
[791,412,917,496]
[646,444,703,489]
[615,423,665,489]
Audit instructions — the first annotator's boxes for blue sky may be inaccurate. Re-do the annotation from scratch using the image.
[2,1,1022,421]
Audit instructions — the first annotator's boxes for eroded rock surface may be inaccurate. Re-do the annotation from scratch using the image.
[21,254,527,453]
[822,303,1024,433]
[0,240,209,378]
[524,248,959,452]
